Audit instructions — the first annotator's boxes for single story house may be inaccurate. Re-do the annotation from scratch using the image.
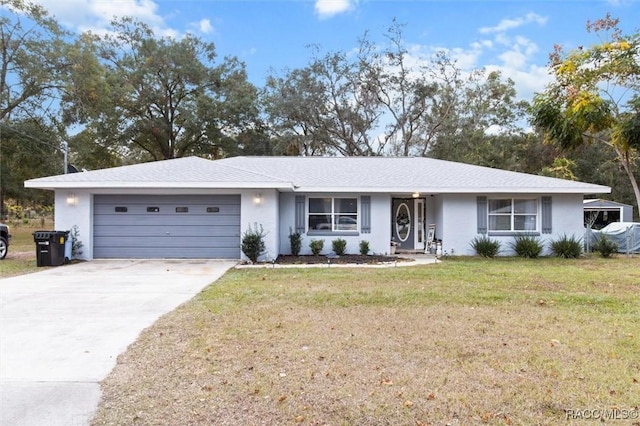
[25,156,610,260]
[583,199,634,229]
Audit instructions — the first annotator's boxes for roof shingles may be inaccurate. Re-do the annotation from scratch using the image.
[25,156,610,194]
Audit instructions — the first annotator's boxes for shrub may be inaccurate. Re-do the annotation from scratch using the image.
[288,228,302,256]
[241,223,267,263]
[549,234,582,258]
[509,234,544,258]
[332,238,347,255]
[592,234,618,258]
[70,225,84,258]
[309,239,324,256]
[470,235,501,258]
[359,240,370,256]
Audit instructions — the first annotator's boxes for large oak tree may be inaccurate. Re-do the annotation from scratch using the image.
[79,18,259,162]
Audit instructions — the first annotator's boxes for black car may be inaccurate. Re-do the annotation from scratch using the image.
[0,223,11,259]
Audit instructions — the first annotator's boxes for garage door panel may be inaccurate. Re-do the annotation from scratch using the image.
[93,204,241,216]
[94,194,240,204]
[93,194,241,259]
[94,225,240,238]
[95,246,240,259]
[95,236,240,247]
[94,215,241,227]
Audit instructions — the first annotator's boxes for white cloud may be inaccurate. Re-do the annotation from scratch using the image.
[486,63,551,99]
[496,36,539,70]
[494,32,511,47]
[315,0,354,19]
[458,13,550,101]
[498,49,527,70]
[397,30,550,105]
[197,18,214,34]
[29,0,179,38]
[471,40,493,50]
[479,12,547,34]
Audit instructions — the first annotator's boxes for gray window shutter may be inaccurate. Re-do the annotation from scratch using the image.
[361,196,371,233]
[541,196,552,234]
[295,196,305,233]
[477,196,488,234]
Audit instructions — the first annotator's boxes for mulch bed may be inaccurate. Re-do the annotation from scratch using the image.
[274,254,410,264]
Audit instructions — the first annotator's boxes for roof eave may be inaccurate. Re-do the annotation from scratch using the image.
[24,181,294,190]
[289,186,612,194]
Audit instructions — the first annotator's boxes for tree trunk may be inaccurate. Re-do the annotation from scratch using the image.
[615,145,640,219]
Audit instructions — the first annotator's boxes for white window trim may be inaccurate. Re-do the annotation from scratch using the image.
[487,197,539,234]
[307,197,359,234]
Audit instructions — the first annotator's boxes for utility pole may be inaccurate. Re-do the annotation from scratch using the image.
[61,141,68,174]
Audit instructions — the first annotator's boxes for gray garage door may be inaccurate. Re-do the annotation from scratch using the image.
[94,194,241,259]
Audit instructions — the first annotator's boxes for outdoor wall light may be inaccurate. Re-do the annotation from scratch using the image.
[412,192,420,198]
[253,193,263,205]
[66,193,77,206]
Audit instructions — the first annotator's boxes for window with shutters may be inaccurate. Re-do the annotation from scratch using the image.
[488,198,538,232]
[308,197,358,232]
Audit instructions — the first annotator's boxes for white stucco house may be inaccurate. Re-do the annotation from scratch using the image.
[25,156,610,260]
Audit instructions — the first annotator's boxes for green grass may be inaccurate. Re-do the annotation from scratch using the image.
[0,257,40,277]
[4,218,53,250]
[92,257,640,426]
[198,257,639,314]
[0,219,53,277]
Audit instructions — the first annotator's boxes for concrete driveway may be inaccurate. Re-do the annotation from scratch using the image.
[0,259,235,426]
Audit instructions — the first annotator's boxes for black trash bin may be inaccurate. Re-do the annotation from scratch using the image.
[33,231,68,267]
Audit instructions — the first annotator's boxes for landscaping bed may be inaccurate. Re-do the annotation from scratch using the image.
[274,254,411,265]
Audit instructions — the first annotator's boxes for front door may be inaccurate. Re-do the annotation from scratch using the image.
[392,198,414,250]
[392,198,426,251]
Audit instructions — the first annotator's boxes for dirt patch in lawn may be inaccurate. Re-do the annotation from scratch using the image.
[274,254,412,265]
[5,250,34,259]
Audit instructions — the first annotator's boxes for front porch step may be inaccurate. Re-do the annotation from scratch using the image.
[396,250,435,255]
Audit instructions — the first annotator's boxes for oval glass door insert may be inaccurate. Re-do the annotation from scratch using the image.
[395,203,411,242]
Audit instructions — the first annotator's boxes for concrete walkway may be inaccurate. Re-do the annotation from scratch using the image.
[0,259,235,426]
[235,253,440,269]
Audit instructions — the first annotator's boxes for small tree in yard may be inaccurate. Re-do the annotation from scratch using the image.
[289,228,302,256]
[241,223,266,263]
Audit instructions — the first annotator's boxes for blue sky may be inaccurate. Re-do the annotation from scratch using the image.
[19,0,640,102]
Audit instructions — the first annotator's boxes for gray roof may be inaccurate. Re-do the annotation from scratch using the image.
[26,156,611,194]
[25,157,291,190]
[584,199,631,208]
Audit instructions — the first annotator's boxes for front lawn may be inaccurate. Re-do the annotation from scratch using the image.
[0,221,50,277]
[92,258,640,425]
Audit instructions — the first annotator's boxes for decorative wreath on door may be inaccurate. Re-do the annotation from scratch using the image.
[396,212,411,227]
